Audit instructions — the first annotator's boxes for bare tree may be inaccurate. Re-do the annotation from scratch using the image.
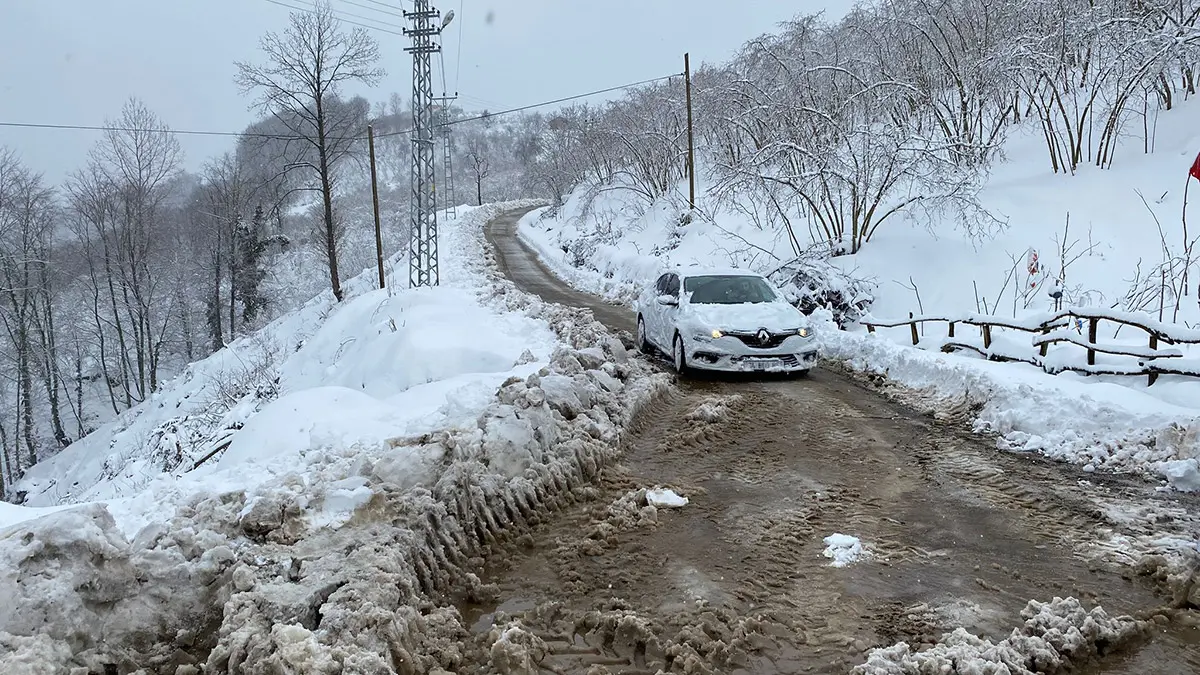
[235,0,383,302]
[464,133,491,205]
[0,149,48,469]
[65,99,182,407]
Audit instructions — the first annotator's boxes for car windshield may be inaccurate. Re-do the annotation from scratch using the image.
[684,275,777,304]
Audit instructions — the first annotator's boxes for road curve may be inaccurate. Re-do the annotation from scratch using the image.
[480,207,1199,674]
[487,205,637,336]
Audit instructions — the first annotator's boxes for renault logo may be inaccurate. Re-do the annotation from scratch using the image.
[756,329,771,344]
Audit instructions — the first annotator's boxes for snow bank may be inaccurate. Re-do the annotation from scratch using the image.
[853,597,1148,674]
[0,200,671,673]
[817,319,1200,489]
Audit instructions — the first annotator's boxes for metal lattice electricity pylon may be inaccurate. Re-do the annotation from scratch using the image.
[434,96,458,220]
[403,0,442,287]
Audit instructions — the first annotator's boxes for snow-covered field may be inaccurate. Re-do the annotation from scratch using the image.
[0,201,669,672]
[516,99,1200,493]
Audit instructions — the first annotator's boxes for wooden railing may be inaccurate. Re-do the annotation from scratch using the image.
[860,307,1200,386]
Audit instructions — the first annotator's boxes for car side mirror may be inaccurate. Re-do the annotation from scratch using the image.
[656,294,679,306]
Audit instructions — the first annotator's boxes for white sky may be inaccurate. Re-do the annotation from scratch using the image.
[0,1,852,185]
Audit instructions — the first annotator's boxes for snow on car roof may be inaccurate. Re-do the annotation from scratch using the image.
[672,265,764,279]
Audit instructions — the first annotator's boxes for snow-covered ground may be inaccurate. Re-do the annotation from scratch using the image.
[0,201,668,672]
[515,99,1200,492]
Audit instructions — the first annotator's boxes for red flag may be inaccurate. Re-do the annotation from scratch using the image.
[1191,150,1200,181]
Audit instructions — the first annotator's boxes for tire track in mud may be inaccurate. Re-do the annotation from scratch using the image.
[461,374,1185,673]
[476,210,1200,674]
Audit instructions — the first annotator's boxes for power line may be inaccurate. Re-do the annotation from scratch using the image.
[334,0,405,20]
[264,0,405,36]
[453,0,464,92]
[376,72,683,138]
[325,0,405,28]
[438,46,449,96]
[356,0,406,12]
[0,72,684,143]
[0,120,303,140]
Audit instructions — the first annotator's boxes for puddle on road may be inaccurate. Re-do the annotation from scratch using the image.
[1098,617,1200,675]
[461,596,537,635]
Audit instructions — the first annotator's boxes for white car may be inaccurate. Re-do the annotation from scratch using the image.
[634,267,819,375]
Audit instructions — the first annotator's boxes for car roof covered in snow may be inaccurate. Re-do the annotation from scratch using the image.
[671,265,764,280]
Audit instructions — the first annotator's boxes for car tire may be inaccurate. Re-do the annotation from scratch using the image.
[672,333,689,375]
[636,315,652,354]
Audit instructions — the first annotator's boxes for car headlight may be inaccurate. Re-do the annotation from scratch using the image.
[694,328,723,341]
[710,329,723,339]
[795,327,812,338]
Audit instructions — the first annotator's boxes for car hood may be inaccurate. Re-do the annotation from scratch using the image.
[684,302,806,332]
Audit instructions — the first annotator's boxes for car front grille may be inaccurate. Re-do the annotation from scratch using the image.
[729,331,793,349]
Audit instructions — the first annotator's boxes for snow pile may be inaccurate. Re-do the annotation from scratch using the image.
[488,622,547,675]
[646,487,689,508]
[200,328,661,673]
[852,596,1149,674]
[816,319,1200,490]
[685,394,743,424]
[0,201,671,673]
[822,533,869,567]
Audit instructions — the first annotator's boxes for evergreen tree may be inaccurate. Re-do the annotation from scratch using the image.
[235,205,268,326]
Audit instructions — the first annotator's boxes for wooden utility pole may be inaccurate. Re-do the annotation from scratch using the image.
[367,124,385,289]
[684,52,696,211]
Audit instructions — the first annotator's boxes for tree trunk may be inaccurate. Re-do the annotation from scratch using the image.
[179,287,194,361]
[315,99,344,302]
[0,416,9,496]
[75,352,85,439]
[229,222,238,338]
[19,331,37,466]
[36,279,70,447]
[208,238,224,353]
[100,244,133,409]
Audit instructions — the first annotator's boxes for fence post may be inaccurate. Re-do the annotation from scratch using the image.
[909,312,919,345]
[1087,318,1098,366]
[1039,325,1050,357]
[866,323,875,334]
[948,321,956,338]
[982,324,992,349]
[1148,333,1159,386]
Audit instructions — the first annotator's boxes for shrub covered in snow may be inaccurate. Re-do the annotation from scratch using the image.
[767,247,876,327]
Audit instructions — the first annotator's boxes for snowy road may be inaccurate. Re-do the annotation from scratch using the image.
[478,208,1200,673]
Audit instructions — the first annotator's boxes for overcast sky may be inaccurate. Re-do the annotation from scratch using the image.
[0,1,851,185]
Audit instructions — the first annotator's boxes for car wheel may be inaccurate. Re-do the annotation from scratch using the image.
[672,333,688,375]
[636,315,652,354]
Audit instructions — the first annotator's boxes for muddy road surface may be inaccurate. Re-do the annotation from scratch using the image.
[476,208,1200,674]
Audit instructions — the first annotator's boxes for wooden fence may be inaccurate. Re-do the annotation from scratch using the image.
[860,308,1200,386]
